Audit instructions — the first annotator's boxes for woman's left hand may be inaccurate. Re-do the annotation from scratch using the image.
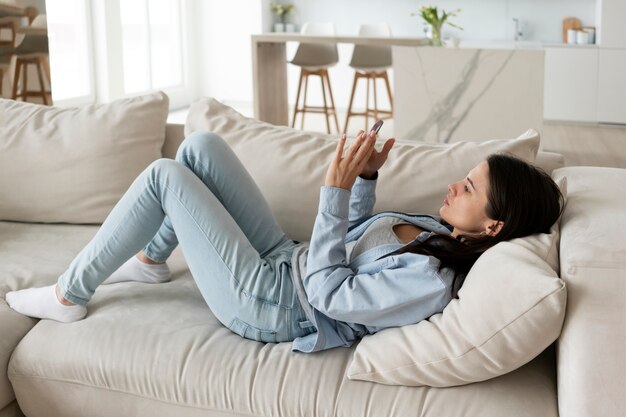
[325,131,376,190]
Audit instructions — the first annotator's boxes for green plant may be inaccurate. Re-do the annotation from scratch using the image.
[412,5,463,46]
[271,3,295,24]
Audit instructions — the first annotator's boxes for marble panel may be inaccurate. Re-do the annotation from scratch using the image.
[393,46,544,143]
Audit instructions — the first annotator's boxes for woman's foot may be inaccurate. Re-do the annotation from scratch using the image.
[101,253,171,285]
[5,284,87,322]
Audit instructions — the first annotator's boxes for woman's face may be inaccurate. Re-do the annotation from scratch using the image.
[439,160,502,238]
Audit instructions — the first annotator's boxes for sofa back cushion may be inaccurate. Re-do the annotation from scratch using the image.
[185,98,540,242]
[0,93,169,224]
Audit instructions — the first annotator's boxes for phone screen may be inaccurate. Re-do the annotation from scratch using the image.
[370,120,384,134]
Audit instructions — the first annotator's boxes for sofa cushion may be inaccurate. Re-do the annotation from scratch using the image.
[184,98,540,242]
[0,92,169,224]
[346,177,568,387]
[6,221,558,417]
[552,166,626,417]
[0,220,100,412]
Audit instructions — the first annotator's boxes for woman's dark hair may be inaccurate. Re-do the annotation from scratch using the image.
[400,153,565,298]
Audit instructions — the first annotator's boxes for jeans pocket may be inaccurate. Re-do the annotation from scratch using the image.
[228,317,278,343]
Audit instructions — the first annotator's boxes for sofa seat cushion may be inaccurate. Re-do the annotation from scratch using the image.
[0,220,100,412]
[5,226,558,417]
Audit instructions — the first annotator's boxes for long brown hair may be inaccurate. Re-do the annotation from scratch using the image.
[399,153,564,298]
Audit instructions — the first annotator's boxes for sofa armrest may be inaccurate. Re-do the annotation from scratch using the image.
[553,166,626,417]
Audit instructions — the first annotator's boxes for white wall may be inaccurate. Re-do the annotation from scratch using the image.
[193,0,600,121]
[284,0,596,43]
[195,0,269,110]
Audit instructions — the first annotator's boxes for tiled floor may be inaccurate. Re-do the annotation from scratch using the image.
[169,104,626,169]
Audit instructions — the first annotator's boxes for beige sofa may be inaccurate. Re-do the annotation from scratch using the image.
[1,103,625,416]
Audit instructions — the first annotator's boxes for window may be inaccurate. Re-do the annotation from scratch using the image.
[45,0,188,107]
[46,0,93,102]
[120,0,183,94]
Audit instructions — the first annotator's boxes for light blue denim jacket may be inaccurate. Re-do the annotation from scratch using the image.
[291,176,455,353]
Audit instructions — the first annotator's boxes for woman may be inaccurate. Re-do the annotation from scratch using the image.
[6,129,563,353]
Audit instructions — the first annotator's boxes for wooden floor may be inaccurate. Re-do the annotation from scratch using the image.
[169,106,626,169]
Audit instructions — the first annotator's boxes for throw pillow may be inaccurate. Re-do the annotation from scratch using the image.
[0,92,169,224]
[184,98,540,242]
[346,177,568,387]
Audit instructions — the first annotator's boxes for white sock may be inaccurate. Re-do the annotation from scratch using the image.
[102,255,171,285]
[5,284,87,323]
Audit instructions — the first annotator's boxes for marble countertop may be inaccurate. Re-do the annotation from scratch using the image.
[452,40,598,50]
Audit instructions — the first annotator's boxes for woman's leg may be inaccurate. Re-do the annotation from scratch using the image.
[103,131,290,285]
[7,159,307,340]
[140,131,291,263]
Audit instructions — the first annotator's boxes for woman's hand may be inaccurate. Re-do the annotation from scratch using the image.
[325,131,376,190]
[360,130,395,179]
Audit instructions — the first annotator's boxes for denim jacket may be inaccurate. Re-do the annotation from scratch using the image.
[291,176,455,353]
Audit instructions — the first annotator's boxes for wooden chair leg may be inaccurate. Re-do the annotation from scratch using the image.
[343,72,359,134]
[373,74,379,121]
[319,70,331,134]
[11,59,21,100]
[292,69,304,128]
[301,71,309,130]
[21,61,28,101]
[365,75,371,131]
[382,70,393,113]
[35,59,48,105]
[324,69,340,134]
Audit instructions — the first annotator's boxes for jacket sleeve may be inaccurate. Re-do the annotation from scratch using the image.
[304,186,447,327]
[348,174,377,229]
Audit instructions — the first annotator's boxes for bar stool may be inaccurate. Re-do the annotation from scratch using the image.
[0,54,8,96]
[11,14,51,105]
[290,22,340,134]
[344,23,393,134]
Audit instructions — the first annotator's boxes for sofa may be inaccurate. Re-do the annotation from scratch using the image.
[1,94,625,417]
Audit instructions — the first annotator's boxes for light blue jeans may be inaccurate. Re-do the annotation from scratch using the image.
[58,132,314,343]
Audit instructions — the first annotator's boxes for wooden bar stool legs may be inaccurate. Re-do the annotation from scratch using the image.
[343,70,394,134]
[11,55,51,105]
[291,68,340,134]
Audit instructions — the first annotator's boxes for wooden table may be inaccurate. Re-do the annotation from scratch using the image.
[251,33,429,126]
[0,3,24,17]
[14,26,46,36]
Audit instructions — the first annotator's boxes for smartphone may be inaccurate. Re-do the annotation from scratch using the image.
[370,119,384,134]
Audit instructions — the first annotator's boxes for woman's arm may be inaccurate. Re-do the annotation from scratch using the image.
[348,175,377,228]
[302,131,447,327]
[305,185,447,327]
[345,131,394,227]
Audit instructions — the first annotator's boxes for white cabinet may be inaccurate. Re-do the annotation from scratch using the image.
[597,49,626,124]
[597,0,626,48]
[544,47,598,122]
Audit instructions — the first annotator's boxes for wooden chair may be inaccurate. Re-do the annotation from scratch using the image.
[11,14,51,105]
[290,23,340,134]
[0,6,36,47]
[343,24,394,134]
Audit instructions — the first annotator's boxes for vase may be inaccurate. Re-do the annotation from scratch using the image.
[274,23,285,33]
[431,23,444,46]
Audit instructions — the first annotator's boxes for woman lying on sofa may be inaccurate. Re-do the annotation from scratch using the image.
[6,127,563,353]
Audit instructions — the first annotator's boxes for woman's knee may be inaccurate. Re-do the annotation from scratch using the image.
[146,158,180,176]
[175,131,227,163]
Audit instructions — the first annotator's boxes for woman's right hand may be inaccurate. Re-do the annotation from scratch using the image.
[359,130,395,179]
[325,131,376,190]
